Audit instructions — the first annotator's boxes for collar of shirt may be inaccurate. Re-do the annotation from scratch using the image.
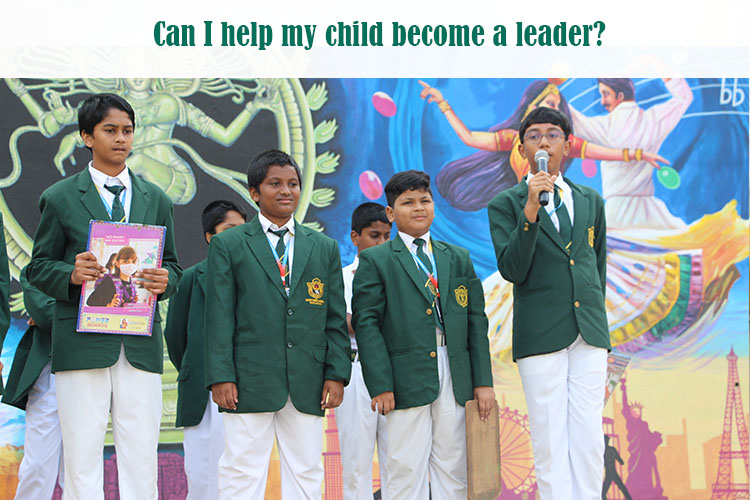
[88,162,132,191]
[257,212,296,237]
[398,231,432,257]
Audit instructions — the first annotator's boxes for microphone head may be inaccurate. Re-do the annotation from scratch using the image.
[534,150,549,172]
[534,150,549,162]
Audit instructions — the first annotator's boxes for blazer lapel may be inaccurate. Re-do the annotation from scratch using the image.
[195,260,206,294]
[244,217,287,299]
[567,178,589,256]
[392,235,432,305]
[78,170,111,221]
[432,239,451,314]
[288,222,315,296]
[128,171,150,224]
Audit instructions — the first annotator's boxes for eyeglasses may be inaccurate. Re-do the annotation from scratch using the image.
[523,130,565,145]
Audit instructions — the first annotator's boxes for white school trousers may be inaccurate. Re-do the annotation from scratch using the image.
[14,362,64,500]
[516,334,608,500]
[219,397,323,500]
[384,345,467,500]
[55,345,162,500]
[183,397,224,500]
[334,358,389,500]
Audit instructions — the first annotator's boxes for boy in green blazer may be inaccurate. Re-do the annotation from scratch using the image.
[352,170,494,500]
[204,149,350,499]
[488,107,610,500]
[27,93,182,500]
[2,266,62,499]
[165,199,246,500]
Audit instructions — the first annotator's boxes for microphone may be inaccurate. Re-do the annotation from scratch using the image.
[535,150,550,206]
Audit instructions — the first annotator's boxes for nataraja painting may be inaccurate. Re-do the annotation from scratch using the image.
[0,77,747,499]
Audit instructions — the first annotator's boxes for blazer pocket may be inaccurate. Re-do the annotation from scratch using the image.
[312,347,327,363]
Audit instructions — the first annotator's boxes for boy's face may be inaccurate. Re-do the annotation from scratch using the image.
[386,188,434,238]
[205,210,247,244]
[518,122,571,177]
[249,164,300,223]
[351,221,391,254]
[81,108,134,169]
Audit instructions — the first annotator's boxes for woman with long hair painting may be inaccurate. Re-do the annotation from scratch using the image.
[419,79,667,211]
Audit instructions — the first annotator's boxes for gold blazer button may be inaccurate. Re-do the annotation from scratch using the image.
[429,351,437,358]
[574,301,580,308]
[426,308,433,316]
[569,259,575,266]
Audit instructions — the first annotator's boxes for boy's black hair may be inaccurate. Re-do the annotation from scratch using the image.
[597,78,635,101]
[351,202,391,234]
[384,170,433,208]
[246,150,302,192]
[78,93,136,137]
[201,200,248,238]
[518,107,572,143]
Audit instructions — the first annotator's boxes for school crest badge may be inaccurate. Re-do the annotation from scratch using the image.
[588,226,595,248]
[454,285,468,308]
[306,278,325,305]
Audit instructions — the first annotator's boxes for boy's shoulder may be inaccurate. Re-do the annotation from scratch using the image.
[433,238,471,260]
[182,259,207,280]
[129,172,173,207]
[295,221,337,247]
[210,221,249,246]
[40,170,85,200]
[487,180,525,208]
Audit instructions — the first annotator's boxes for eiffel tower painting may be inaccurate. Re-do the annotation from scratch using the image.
[710,347,750,500]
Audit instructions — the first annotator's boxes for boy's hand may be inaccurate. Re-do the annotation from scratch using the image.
[524,172,557,222]
[212,382,238,410]
[70,251,105,285]
[136,268,169,295]
[473,386,496,422]
[371,391,395,416]
[320,380,344,410]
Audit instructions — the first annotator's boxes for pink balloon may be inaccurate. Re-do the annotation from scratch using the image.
[372,91,397,117]
[359,170,383,200]
[581,159,597,178]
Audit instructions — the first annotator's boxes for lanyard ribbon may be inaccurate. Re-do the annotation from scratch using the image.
[409,241,443,324]
[268,235,291,296]
[94,184,126,222]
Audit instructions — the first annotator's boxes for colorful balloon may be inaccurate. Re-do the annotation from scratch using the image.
[657,166,681,189]
[372,91,397,117]
[581,159,597,178]
[359,170,383,200]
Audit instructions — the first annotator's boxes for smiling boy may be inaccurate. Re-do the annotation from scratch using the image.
[27,93,181,500]
[487,107,610,500]
[204,149,350,499]
[352,170,493,500]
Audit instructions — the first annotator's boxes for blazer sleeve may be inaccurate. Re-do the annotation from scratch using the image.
[488,194,540,284]
[352,250,393,397]
[463,253,493,388]
[27,192,79,302]
[322,240,351,383]
[592,192,608,296]
[204,235,237,387]
[164,268,193,371]
[157,200,182,301]
[20,266,55,333]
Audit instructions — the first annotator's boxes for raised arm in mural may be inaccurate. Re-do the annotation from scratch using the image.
[418,79,668,211]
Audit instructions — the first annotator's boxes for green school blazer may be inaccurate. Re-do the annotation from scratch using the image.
[0,212,10,394]
[351,235,493,410]
[487,177,611,360]
[26,168,182,373]
[2,267,55,410]
[204,216,351,417]
[165,260,210,428]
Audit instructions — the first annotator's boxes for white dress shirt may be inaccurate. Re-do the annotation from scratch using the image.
[88,162,133,222]
[257,213,296,280]
[526,173,575,231]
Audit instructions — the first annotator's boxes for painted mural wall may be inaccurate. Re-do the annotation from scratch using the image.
[0,77,747,499]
